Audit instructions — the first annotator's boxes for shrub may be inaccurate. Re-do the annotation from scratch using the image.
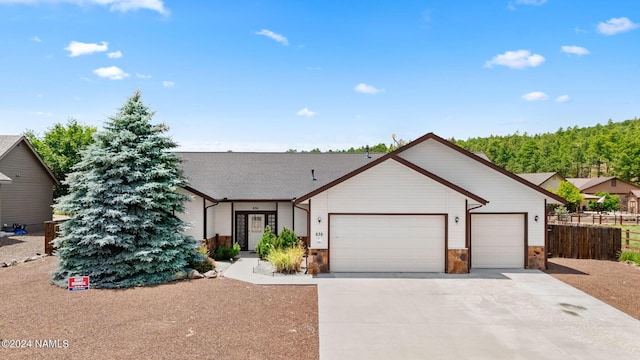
[274,227,300,249]
[192,259,214,273]
[256,225,277,259]
[213,243,240,261]
[267,245,305,274]
[619,250,640,265]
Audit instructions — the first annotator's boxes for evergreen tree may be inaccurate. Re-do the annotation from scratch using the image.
[52,91,200,289]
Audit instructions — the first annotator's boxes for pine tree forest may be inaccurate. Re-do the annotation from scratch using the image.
[453,118,640,183]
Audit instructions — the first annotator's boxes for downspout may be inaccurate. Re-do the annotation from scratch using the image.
[294,199,311,274]
[466,201,485,272]
[203,199,221,240]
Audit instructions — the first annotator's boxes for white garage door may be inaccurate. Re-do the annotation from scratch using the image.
[330,215,445,272]
[471,214,525,268]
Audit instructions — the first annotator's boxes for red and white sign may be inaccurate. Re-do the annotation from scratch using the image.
[68,276,90,291]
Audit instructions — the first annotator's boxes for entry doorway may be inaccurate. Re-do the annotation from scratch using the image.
[235,211,276,251]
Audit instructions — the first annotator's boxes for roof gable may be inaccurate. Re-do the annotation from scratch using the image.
[296,132,565,204]
[0,135,59,185]
[517,172,563,186]
[294,155,487,205]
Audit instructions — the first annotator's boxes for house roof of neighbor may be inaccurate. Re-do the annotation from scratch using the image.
[516,172,561,186]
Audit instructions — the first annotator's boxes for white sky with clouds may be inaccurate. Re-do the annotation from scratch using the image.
[1,0,639,151]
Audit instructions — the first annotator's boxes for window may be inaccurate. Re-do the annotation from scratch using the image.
[611,178,617,187]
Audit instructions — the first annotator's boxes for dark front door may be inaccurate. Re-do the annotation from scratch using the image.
[235,212,276,251]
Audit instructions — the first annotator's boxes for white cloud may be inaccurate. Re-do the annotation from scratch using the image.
[561,45,590,56]
[162,81,175,87]
[254,29,289,46]
[597,17,638,35]
[0,1,168,15]
[296,108,317,117]
[136,73,152,79]
[107,50,122,58]
[521,91,549,101]
[65,41,108,57]
[29,36,41,42]
[556,95,570,103]
[485,50,545,69]
[93,66,129,80]
[354,83,381,94]
[515,0,546,5]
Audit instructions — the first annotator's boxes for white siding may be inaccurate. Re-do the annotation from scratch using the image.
[177,188,202,239]
[277,202,293,233]
[233,202,277,211]
[399,141,547,246]
[294,205,308,237]
[309,159,470,249]
[213,202,232,236]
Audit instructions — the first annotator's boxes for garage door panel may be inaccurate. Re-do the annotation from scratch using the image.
[471,214,524,268]
[330,215,445,272]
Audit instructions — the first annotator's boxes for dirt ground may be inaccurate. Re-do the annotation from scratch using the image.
[545,257,640,320]
[0,257,319,360]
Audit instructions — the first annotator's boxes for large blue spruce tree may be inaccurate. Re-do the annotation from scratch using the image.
[52,91,199,288]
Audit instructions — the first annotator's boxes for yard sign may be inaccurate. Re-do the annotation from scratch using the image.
[68,276,90,291]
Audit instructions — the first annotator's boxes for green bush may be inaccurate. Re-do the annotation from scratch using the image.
[274,227,300,249]
[213,243,240,261]
[192,259,214,273]
[619,250,640,265]
[256,225,277,259]
[267,245,305,273]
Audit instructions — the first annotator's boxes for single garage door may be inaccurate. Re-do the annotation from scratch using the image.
[471,214,525,268]
[330,214,445,272]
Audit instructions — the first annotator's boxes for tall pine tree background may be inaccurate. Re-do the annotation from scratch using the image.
[52,91,200,288]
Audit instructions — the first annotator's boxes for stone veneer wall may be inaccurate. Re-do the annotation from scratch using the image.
[447,249,469,274]
[307,249,329,274]
[527,246,546,270]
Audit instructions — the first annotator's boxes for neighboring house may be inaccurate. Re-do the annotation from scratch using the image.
[0,136,58,232]
[517,172,566,192]
[626,190,640,214]
[177,133,565,274]
[566,177,640,212]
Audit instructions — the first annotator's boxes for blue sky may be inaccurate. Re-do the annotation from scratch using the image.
[1,0,639,151]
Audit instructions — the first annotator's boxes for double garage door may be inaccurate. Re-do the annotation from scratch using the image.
[330,214,445,272]
[329,213,526,272]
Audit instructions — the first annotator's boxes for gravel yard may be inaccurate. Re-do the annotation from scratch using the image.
[0,256,319,360]
[0,233,45,265]
[545,257,640,320]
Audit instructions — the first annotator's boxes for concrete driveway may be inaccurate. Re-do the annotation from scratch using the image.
[317,269,640,360]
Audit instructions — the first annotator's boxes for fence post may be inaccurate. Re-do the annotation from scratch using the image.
[626,229,630,247]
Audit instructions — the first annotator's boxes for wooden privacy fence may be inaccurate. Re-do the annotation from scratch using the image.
[547,224,621,260]
[44,220,66,255]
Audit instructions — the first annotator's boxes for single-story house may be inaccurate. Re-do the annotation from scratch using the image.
[626,190,640,214]
[0,136,58,232]
[177,133,565,274]
[566,177,640,212]
[517,172,566,192]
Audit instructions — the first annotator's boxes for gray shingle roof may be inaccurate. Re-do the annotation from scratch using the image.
[516,172,559,186]
[177,152,385,200]
[566,177,615,191]
[0,135,22,160]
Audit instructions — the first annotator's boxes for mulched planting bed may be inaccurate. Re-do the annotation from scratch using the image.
[545,257,640,320]
[0,257,318,360]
